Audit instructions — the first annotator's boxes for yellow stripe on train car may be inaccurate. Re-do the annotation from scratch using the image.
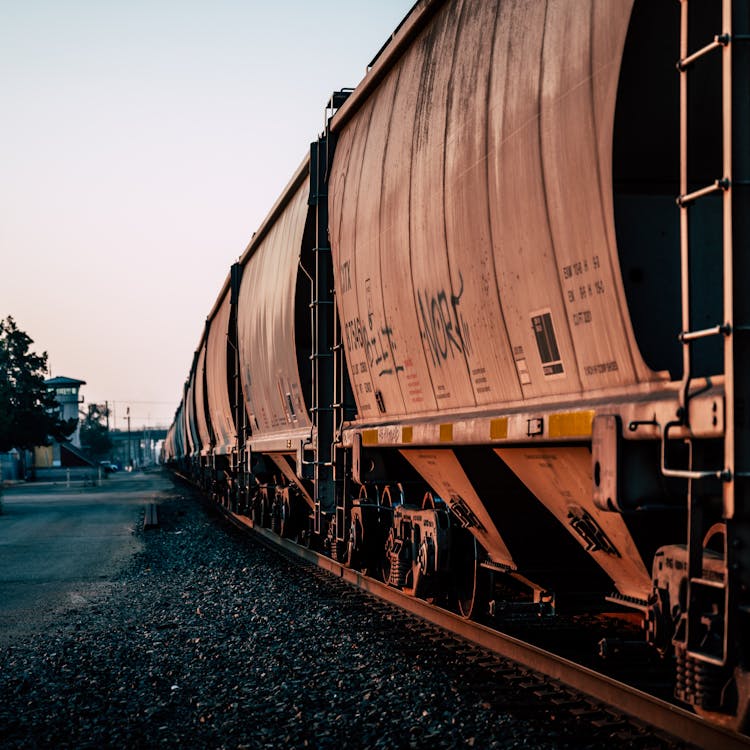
[490,418,508,440]
[362,429,379,446]
[549,410,595,438]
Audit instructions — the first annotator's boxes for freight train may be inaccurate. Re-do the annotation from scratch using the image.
[164,0,749,732]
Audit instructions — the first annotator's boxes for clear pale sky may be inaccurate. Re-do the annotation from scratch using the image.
[1,0,413,430]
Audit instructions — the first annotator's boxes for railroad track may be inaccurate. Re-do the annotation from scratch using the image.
[208,502,750,750]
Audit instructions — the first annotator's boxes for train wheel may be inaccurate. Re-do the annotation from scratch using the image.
[692,525,750,731]
[279,495,291,538]
[252,490,269,528]
[346,485,373,572]
[299,514,314,549]
[345,514,362,568]
[379,486,398,584]
[453,531,486,619]
[694,669,750,733]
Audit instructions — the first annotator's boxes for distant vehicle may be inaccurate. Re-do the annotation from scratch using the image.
[99,461,119,473]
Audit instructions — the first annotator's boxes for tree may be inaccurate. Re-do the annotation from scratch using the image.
[79,403,113,460]
[0,316,76,452]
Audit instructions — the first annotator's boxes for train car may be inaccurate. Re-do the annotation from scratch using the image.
[167,0,749,731]
[233,161,318,536]
[184,280,241,502]
[204,282,238,481]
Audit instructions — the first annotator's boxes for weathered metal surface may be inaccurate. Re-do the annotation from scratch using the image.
[185,373,200,457]
[173,402,185,459]
[195,343,212,456]
[329,0,662,426]
[340,378,725,447]
[163,423,174,461]
[495,446,651,601]
[206,292,236,455]
[400,448,515,568]
[237,180,312,447]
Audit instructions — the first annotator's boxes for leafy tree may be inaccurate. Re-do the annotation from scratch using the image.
[0,316,76,452]
[79,403,113,460]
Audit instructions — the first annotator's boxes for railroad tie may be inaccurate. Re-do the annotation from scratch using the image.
[144,503,159,530]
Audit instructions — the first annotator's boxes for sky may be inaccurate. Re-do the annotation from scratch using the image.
[1,0,413,431]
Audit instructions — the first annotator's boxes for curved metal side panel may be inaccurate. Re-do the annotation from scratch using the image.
[330,0,664,424]
[536,0,652,389]
[408,4,476,411]
[206,293,236,455]
[443,0,522,406]
[332,44,440,419]
[163,423,175,461]
[237,180,312,447]
[185,374,200,457]
[195,344,212,456]
[589,0,654,385]
[331,99,380,418]
[486,0,577,399]
[168,425,176,461]
[174,402,186,459]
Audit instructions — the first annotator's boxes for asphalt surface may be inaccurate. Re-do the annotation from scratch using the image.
[0,471,163,644]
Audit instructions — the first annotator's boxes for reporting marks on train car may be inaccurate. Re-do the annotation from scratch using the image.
[531,311,564,377]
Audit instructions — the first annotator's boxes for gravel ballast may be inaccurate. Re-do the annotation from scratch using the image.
[0,474,680,749]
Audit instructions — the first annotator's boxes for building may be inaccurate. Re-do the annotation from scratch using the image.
[35,376,90,469]
[44,376,86,447]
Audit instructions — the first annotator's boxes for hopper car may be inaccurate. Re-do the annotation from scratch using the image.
[164,0,750,732]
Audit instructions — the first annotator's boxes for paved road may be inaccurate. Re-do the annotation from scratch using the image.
[0,470,171,644]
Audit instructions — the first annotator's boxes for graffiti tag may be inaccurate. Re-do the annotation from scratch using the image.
[417,272,471,368]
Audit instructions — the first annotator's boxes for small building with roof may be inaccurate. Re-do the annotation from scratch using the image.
[35,376,89,469]
[45,376,86,447]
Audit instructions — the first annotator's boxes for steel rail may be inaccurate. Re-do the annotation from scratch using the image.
[217,507,750,750]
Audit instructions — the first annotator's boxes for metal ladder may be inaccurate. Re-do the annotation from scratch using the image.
[309,90,352,537]
[309,130,335,535]
[662,0,734,671]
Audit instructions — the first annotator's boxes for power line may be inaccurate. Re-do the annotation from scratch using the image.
[108,400,175,405]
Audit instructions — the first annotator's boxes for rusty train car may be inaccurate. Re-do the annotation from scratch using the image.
[163,0,749,731]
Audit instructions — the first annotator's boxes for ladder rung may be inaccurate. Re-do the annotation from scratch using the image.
[677,34,730,70]
[677,178,730,206]
[661,466,731,481]
[685,651,726,667]
[690,577,725,590]
[679,323,731,342]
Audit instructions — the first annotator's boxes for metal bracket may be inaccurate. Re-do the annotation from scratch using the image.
[660,419,732,481]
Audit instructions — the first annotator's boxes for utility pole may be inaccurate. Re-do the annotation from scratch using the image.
[127,406,131,469]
